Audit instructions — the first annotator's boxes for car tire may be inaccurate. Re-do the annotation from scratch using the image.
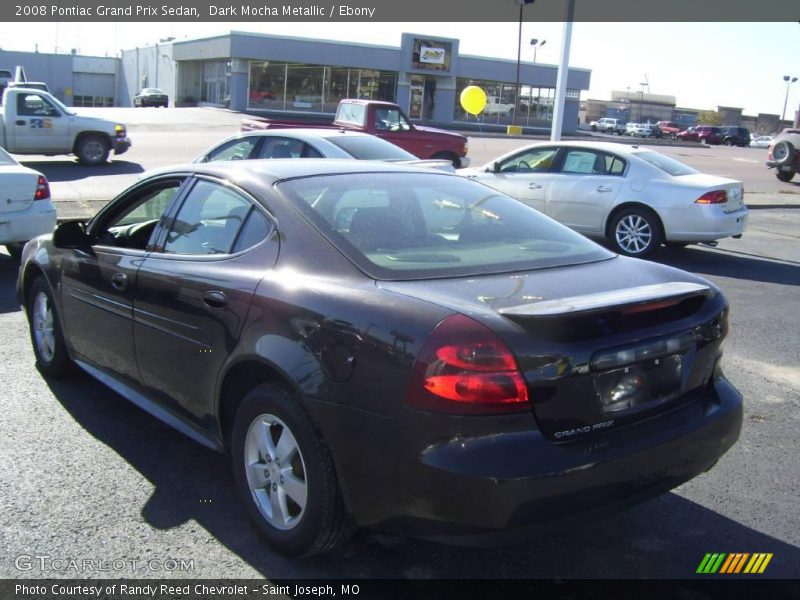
[699,137,707,144]
[776,169,796,182]
[610,207,663,257]
[772,141,795,167]
[5,242,24,261]
[230,383,354,556]
[724,139,733,146]
[76,135,110,166]
[671,133,677,140]
[27,277,73,378]
[591,125,597,132]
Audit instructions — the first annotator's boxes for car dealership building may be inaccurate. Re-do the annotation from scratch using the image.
[2,30,591,133]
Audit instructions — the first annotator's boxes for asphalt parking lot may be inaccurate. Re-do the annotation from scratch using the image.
[1,109,799,581]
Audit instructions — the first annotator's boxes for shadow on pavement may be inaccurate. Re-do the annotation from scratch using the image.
[654,246,800,286]
[44,372,800,579]
[19,160,144,182]
[0,253,22,314]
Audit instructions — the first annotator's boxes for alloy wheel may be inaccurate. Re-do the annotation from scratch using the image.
[32,291,56,362]
[615,214,653,255]
[244,413,308,531]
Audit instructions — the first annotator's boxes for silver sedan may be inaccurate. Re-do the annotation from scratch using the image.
[459,141,748,256]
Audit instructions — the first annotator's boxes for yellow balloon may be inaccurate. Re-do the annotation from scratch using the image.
[460,86,487,116]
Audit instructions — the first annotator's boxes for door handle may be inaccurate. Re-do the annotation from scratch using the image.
[15,120,26,126]
[596,186,613,193]
[528,182,543,189]
[202,290,228,309]
[110,272,128,291]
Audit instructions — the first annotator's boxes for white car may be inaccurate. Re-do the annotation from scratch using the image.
[459,141,748,256]
[750,136,774,148]
[625,123,651,137]
[0,147,57,260]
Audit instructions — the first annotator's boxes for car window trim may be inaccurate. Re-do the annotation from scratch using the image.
[149,174,278,261]
[552,147,628,177]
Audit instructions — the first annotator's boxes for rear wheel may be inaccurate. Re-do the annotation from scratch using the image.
[27,277,73,377]
[230,384,353,556]
[610,207,663,257]
[76,135,110,166]
[776,169,796,182]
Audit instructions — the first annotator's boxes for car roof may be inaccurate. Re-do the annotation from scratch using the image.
[145,158,456,185]
[233,128,375,141]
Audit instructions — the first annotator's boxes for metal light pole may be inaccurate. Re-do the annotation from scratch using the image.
[513,0,535,126]
[780,75,798,129]
[531,38,547,63]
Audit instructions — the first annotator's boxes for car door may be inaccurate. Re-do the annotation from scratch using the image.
[59,177,186,388]
[133,176,278,423]
[466,146,559,212]
[545,148,626,234]
[10,92,69,152]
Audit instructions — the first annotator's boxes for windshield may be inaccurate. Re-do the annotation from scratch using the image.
[46,94,76,116]
[277,172,613,280]
[633,151,697,177]
[326,136,416,160]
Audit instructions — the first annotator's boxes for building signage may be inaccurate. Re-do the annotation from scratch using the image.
[419,46,446,65]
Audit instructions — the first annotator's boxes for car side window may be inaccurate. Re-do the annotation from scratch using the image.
[163,180,252,255]
[498,147,558,173]
[205,137,258,162]
[95,181,183,251]
[605,155,626,175]
[256,137,313,159]
[231,209,274,253]
[374,108,411,132]
[17,93,59,117]
[559,150,607,175]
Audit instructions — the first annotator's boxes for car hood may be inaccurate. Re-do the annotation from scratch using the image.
[414,125,467,141]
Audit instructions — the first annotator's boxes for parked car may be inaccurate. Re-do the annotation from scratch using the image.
[656,121,682,138]
[133,88,169,107]
[750,135,774,148]
[590,117,625,134]
[720,126,751,147]
[625,123,650,137]
[194,128,453,171]
[695,126,724,145]
[17,159,742,556]
[765,128,800,182]
[0,146,56,260]
[459,141,748,256]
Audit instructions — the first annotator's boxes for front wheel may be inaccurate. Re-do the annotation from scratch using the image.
[76,135,110,166]
[230,384,353,556]
[772,141,795,167]
[610,208,663,257]
[776,169,796,183]
[27,277,73,377]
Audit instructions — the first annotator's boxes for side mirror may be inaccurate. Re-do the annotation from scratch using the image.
[491,162,501,173]
[53,220,91,249]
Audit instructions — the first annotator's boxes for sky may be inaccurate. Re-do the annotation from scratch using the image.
[1,21,800,117]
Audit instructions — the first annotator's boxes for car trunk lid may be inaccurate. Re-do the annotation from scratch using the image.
[0,166,37,214]
[382,257,727,440]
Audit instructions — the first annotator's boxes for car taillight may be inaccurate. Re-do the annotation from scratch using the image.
[34,175,50,201]
[695,190,727,205]
[406,314,529,415]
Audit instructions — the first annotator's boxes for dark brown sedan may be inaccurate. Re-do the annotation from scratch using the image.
[17,160,742,556]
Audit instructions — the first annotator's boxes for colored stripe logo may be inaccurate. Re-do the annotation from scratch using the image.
[696,553,773,574]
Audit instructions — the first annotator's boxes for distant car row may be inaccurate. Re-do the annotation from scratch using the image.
[589,118,771,148]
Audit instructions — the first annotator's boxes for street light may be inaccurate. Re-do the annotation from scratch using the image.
[780,75,798,130]
[530,38,547,63]
[513,0,536,126]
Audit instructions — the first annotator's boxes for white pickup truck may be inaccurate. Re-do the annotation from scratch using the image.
[0,87,131,165]
[483,95,516,116]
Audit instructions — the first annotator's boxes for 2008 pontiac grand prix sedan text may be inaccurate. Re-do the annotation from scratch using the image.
[17,160,742,556]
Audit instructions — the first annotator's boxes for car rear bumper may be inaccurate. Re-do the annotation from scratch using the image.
[0,200,57,244]
[323,372,742,544]
[662,206,748,242]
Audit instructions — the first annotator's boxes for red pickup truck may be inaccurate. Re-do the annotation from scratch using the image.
[241,99,470,168]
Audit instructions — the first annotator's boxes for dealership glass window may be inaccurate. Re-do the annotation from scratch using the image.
[201,61,230,106]
[249,62,397,113]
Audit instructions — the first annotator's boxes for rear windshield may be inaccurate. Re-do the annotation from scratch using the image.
[277,172,613,280]
[326,135,416,160]
[633,151,697,177]
[0,147,17,165]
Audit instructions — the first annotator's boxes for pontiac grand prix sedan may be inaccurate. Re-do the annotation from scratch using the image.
[460,141,748,257]
[17,160,742,556]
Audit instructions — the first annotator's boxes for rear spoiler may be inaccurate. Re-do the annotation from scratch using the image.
[388,159,455,173]
[498,282,712,318]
